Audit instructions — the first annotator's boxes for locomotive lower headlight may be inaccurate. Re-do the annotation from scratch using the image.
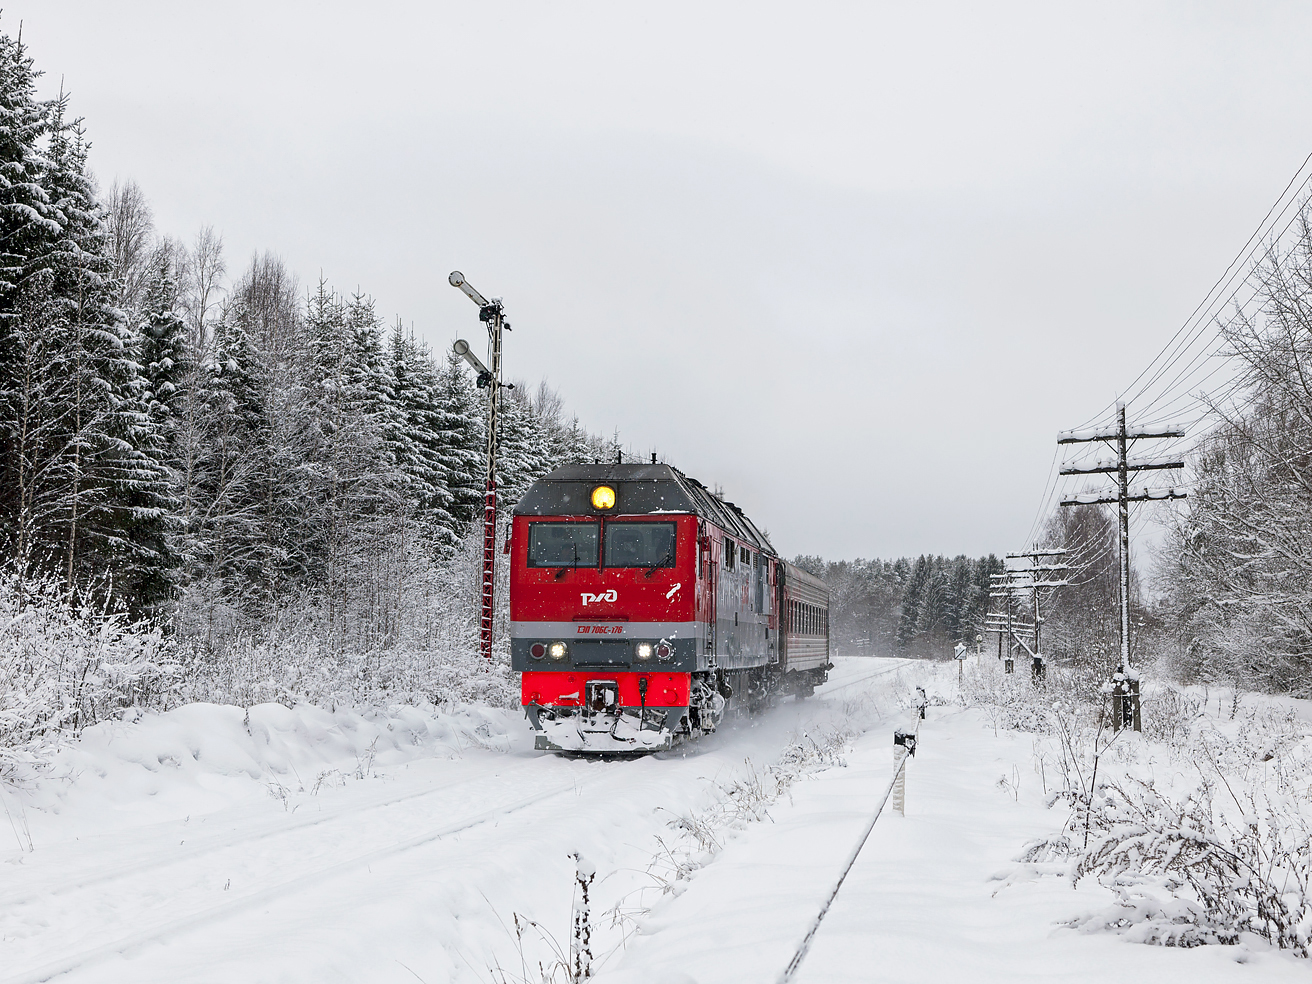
[634,642,654,661]
[530,643,546,659]
[548,641,568,660]
[655,642,673,661]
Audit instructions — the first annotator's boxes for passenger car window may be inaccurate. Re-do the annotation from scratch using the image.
[603,522,677,568]
[527,522,599,567]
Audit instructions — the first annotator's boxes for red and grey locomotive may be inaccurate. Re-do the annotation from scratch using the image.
[510,463,830,753]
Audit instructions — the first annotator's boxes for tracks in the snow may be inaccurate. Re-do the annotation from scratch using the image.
[1,764,621,984]
[0,756,545,909]
[818,660,911,696]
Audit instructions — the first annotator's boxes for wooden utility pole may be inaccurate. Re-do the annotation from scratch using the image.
[988,571,1032,673]
[1005,548,1070,682]
[1057,403,1185,728]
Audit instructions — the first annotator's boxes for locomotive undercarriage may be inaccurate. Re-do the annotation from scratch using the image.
[526,670,722,755]
[524,663,830,755]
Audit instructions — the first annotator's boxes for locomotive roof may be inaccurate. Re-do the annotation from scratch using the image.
[512,463,775,553]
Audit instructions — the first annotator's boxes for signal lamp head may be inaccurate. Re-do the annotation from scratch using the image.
[548,641,568,660]
[591,485,616,510]
[634,642,654,661]
[530,643,546,659]
[655,642,673,661]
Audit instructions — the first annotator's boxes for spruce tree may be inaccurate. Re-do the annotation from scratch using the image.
[388,323,459,551]
[0,29,56,321]
[436,348,485,529]
[137,258,191,465]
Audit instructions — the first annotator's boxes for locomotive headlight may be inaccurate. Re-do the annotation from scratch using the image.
[655,642,673,662]
[591,485,616,510]
[530,643,546,659]
[548,641,568,660]
[634,642,654,661]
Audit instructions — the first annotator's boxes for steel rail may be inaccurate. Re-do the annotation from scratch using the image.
[776,711,923,984]
[2,767,621,984]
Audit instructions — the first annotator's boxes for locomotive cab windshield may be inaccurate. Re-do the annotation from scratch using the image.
[603,522,675,568]
[528,522,599,568]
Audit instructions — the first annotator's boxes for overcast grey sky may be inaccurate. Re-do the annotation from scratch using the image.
[16,2,1312,559]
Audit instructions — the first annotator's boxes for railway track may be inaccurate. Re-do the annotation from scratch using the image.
[817,659,911,696]
[0,757,546,910]
[1,763,622,984]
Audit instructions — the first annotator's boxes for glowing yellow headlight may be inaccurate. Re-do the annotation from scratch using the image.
[591,485,616,509]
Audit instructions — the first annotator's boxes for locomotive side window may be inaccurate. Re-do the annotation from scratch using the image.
[724,538,735,570]
[528,522,600,568]
[603,522,676,569]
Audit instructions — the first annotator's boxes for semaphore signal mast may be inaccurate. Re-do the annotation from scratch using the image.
[449,271,514,662]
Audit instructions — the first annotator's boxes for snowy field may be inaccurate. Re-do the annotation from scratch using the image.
[2,656,1308,983]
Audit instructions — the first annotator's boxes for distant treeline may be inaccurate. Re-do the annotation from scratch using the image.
[793,554,1005,659]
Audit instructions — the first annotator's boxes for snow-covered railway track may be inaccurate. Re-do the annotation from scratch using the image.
[0,756,544,910]
[817,660,910,696]
[1,764,621,984]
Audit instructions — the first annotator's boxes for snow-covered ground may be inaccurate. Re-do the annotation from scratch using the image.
[2,657,1307,983]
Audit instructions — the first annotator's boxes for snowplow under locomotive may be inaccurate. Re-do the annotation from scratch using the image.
[510,463,831,753]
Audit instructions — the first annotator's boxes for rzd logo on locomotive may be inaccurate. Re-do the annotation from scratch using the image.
[580,589,618,606]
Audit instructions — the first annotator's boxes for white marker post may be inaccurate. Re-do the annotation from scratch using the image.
[892,729,916,816]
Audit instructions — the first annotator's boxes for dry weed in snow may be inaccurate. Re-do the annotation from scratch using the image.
[1070,777,1312,955]
[965,654,1312,957]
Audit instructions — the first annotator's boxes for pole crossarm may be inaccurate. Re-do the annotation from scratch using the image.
[1060,489,1187,507]
[1057,427,1186,444]
[1006,549,1068,558]
[1011,634,1037,658]
[1059,459,1184,476]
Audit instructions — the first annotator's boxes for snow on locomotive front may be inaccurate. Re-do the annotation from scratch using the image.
[510,462,821,753]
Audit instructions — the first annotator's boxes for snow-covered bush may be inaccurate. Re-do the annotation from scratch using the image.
[175,633,516,711]
[1070,777,1312,955]
[172,519,517,712]
[0,571,179,781]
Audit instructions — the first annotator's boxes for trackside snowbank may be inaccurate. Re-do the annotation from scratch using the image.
[3,700,519,843]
